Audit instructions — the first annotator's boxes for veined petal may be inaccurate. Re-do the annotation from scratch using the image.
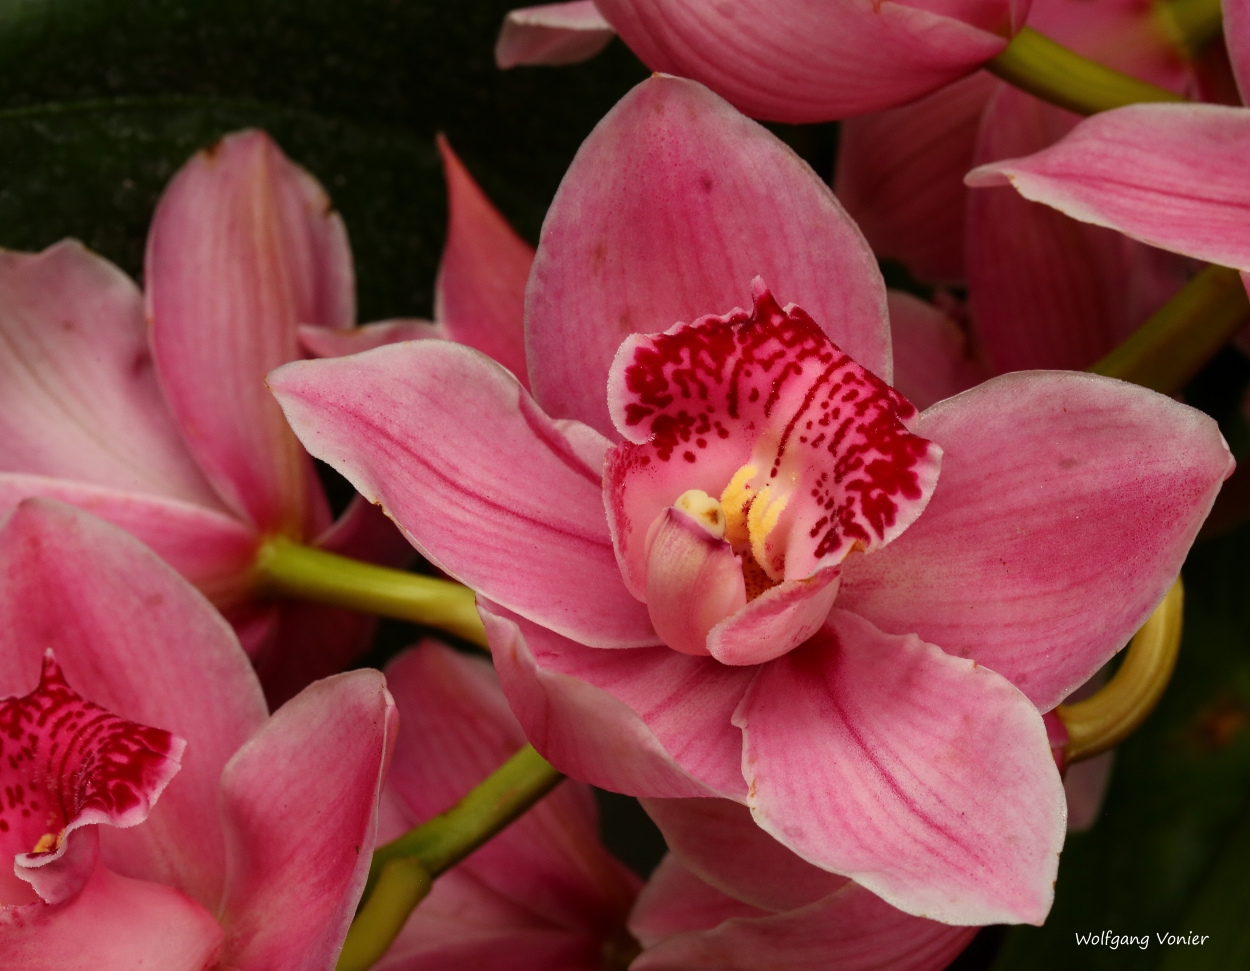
[639,798,847,913]
[631,855,977,971]
[735,610,1064,925]
[482,602,752,799]
[839,371,1232,711]
[0,500,267,911]
[0,862,223,971]
[269,340,657,648]
[298,319,444,358]
[967,86,1189,374]
[706,569,840,666]
[146,129,352,536]
[385,643,639,935]
[218,671,397,971]
[887,292,988,410]
[0,654,184,906]
[629,855,765,947]
[251,601,378,709]
[965,103,1250,274]
[0,241,221,508]
[593,0,1014,123]
[1228,0,1250,101]
[528,75,889,437]
[836,71,997,284]
[435,136,534,386]
[496,1,616,68]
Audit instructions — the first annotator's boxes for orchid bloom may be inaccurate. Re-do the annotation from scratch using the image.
[0,129,414,703]
[0,498,395,970]
[269,76,1232,926]
[495,0,1029,122]
[964,0,1250,303]
[836,0,1199,399]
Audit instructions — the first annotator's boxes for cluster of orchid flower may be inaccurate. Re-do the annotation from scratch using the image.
[2,0,1247,967]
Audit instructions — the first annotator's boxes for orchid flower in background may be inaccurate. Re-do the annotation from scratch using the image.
[0,130,419,704]
[364,638,977,971]
[0,498,395,970]
[269,75,1232,926]
[495,0,1029,121]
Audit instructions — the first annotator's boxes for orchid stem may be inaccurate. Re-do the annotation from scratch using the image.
[254,536,488,648]
[1154,0,1226,59]
[1090,265,1250,395]
[1057,579,1184,762]
[338,745,563,971]
[987,26,1185,116]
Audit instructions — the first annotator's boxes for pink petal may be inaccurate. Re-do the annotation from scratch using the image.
[839,371,1232,711]
[887,292,988,410]
[251,601,378,709]
[0,241,222,508]
[496,1,616,68]
[1227,0,1250,100]
[313,493,417,570]
[299,319,444,358]
[146,129,352,536]
[736,610,1064,925]
[0,862,223,971]
[385,643,639,935]
[629,854,765,946]
[218,670,396,971]
[593,0,1015,123]
[269,340,657,648]
[967,86,1189,374]
[1065,752,1113,833]
[0,499,268,911]
[639,798,847,913]
[435,136,534,386]
[0,473,257,596]
[631,855,976,971]
[1,655,184,906]
[528,75,890,438]
[965,103,1250,273]
[835,71,997,284]
[482,601,752,799]
[706,570,840,666]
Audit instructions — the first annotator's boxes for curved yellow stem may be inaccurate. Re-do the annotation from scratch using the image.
[336,858,432,971]
[1057,578,1184,763]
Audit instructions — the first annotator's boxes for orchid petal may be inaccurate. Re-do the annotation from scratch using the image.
[735,610,1064,925]
[299,319,444,358]
[639,798,847,913]
[251,601,378,709]
[269,340,657,648]
[629,855,764,947]
[967,86,1189,374]
[887,292,988,410]
[1065,751,1113,833]
[496,1,616,69]
[1,655,183,906]
[836,71,997,284]
[0,499,267,911]
[313,494,417,571]
[385,643,639,934]
[146,129,352,536]
[528,75,889,437]
[965,103,1250,274]
[1227,0,1250,101]
[705,570,840,666]
[482,601,752,799]
[0,862,223,971]
[839,371,1232,710]
[435,136,534,386]
[592,0,1014,123]
[631,855,977,971]
[0,241,221,508]
[0,473,257,597]
[218,670,396,971]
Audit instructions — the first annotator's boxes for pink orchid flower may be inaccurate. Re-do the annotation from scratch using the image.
[0,498,395,970]
[837,0,1200,391]
[0,129,414,703]
[374,639,976,971]
[268,76,1232,926]
[496,0,1029,122]
[964,0,1250,302]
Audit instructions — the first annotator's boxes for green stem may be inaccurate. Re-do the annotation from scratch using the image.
[338,745,563,971]
[254,536,487,647]
[1090,265,1250,394]
[986,26,1184,116]
[1154,0,1226,59]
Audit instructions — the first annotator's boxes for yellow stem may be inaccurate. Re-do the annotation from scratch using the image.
[1057,579,1184,762]
[336,858,432,971]
[253,536,487,648]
